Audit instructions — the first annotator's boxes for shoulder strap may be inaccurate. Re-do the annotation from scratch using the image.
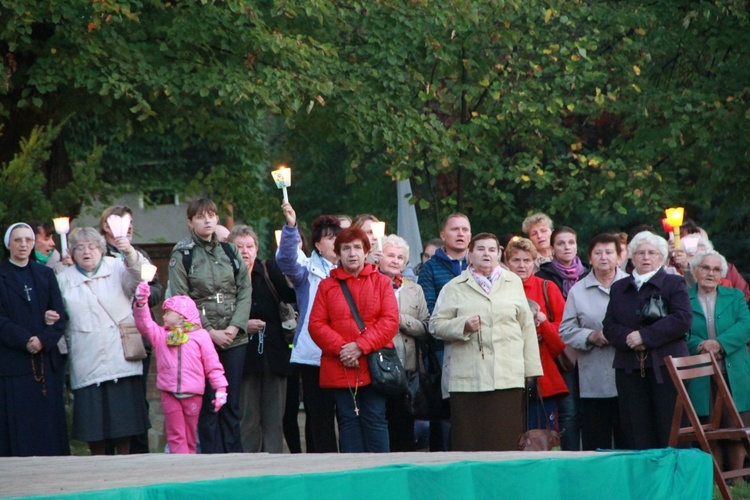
[338,279,365,333]
[219,241,241,278]
[542,280,554,322]
[260,261,282,303]
[181,242,240,294]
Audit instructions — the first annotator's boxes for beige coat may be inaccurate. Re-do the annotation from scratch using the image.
[430,269,542,393]
[394,280,430,371]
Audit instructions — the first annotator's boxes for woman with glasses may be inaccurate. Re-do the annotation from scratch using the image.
[57,227,149,455]
[686,250,750,471]
[603,231,692,449]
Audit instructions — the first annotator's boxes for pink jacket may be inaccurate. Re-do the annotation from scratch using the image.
[133,301,227,396]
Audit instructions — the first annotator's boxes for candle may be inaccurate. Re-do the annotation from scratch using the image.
[275,230,282,247]
[53,217,70,257]
[141,263,158,282]
[371,221,386,251]
[664,207,685,249]
[271,166,292,203]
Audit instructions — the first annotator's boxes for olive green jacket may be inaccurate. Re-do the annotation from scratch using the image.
[168,232,252,349]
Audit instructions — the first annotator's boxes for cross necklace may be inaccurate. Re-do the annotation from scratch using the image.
[23,285,32,302]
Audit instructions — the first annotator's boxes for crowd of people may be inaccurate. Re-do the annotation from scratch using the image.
[2,200,750,465]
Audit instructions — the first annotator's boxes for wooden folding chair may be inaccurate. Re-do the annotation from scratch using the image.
[665,353,750,500]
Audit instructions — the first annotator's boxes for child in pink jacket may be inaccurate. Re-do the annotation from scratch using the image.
[133,282,228,454]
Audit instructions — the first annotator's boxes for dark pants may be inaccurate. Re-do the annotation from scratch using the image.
[528,396,558,431]
[332,386,389,453]
[283,364,302,454]
[616,366,677,450]
[386,393,415,452]
[297,363,338,453]
[580,397,623,450]
[557,368,580,450]
[429,348,450,451]
[198,344,246,453]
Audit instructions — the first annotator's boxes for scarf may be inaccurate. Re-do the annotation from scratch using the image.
[167,321,199,346]
[35,249,50,265]
[389,273,403,290]
[551,257,586,297]
[632,268,659,290]
[470,265,503,294]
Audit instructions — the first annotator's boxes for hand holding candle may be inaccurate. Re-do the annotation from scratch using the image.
[371,221,386,251]
[271,166,292,203]
[53,217,71,257]
[664,207,684,249]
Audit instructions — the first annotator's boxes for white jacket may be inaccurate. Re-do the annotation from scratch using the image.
[58,255,144,389]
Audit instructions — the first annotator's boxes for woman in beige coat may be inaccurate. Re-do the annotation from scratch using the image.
[378,235,429,451]
[431,233,542,451]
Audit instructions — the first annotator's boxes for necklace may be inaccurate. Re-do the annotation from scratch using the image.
[346,366,361,416]
[31,354,47,396]
[477,324,485,360]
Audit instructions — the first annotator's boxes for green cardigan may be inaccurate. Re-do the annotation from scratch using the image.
[686,285,750,416]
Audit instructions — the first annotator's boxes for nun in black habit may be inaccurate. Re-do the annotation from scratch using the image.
[0,222,69,456]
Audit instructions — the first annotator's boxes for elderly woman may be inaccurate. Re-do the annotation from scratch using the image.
[0,223,69,456]
[686,250,750,471]
[378,234,429,451]
[505,238,568,432]
[432,233,542,451]
[230,225,296,453]
[309,228,399,453]
[603,231,692,450]
[560,233,628,450]
[57,227,149,455]
[278,202,342,453]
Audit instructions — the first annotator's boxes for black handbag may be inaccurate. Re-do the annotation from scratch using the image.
[260,261,298,344]
[338,279,407,396]
[407,339,449,420]
[640,294,668,325]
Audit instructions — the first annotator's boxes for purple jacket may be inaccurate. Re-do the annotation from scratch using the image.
[603,267,692,381]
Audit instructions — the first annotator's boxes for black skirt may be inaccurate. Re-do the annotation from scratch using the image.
[72,375,150,442]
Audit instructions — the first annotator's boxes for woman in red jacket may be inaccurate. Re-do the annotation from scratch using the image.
[505,238,568,432]
[309,228,399,452]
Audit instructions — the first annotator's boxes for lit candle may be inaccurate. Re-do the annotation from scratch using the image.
[275,230,282,247]
[664,207,685,249]
[271,166,292,203]
[141,263,158,282]
[53,217,70,257]
[371,221,386,251]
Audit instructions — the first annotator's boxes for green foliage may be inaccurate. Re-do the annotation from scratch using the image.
[1,0,749,268]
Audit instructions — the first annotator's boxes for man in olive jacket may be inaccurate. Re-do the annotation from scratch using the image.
[168,198,252,453]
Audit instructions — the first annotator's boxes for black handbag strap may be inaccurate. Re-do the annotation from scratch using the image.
[542,280,554,322]
[338,279,366,333]
[260,260,282,305]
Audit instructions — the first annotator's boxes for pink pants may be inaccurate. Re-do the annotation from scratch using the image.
[161,392,202,454]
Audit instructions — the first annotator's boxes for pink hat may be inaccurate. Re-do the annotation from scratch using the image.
[163,296,202,325]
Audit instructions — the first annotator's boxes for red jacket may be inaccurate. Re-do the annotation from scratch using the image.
[523,275,569,398]
[309,264,399,389]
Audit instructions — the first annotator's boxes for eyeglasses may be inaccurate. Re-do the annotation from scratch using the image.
[697,265,722,275]
[634,250,660,258]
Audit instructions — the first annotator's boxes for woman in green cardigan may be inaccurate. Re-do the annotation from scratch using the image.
[686,250,750,472]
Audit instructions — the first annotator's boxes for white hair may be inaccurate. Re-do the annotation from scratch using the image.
[690,250,728,278]
[628,231,669,264]
[381,234,410,265]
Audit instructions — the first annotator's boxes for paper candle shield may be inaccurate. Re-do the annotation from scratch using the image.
[371,221,386,239]
[107,213,132,239]
[53,217,70,235]
[141,263,158,282]
[272,167,292,189]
